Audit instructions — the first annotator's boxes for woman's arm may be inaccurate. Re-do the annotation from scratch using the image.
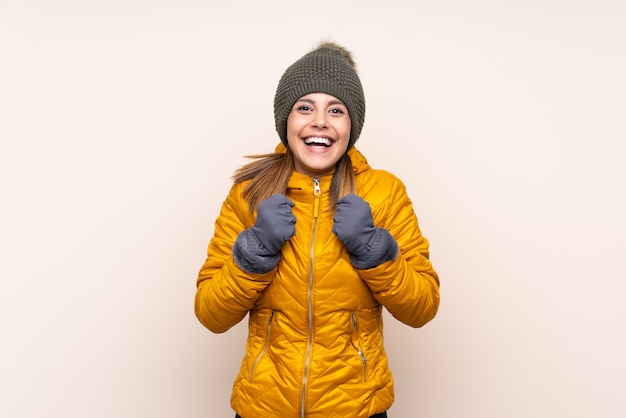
[358,175,440,328]
[194,184,274,333]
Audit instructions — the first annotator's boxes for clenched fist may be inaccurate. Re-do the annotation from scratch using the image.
[250,194,297,254]
[333,194,398,269]
[233,194,296,274]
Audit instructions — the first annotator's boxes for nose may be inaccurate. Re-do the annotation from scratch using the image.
[311,111,328,128]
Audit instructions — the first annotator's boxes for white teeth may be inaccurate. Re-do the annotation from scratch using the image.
[304,137,332,146]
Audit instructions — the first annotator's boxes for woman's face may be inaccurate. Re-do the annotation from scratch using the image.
[287,92,351,178]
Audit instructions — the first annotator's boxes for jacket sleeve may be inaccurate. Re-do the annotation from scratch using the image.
[357,175,440,328]
[194,183,274,333]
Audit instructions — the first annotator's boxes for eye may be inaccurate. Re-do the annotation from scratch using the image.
[329,107,346,115]
[296,104,312,112]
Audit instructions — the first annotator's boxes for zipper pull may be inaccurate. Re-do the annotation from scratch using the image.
[313,178,321,196]
[313,178,321,218]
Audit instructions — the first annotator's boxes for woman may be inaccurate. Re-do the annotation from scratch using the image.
[194,42,440,418]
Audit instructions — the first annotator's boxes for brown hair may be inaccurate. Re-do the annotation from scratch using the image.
[233,148,356,213]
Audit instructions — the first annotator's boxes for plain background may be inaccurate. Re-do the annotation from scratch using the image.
[1,1,625,417]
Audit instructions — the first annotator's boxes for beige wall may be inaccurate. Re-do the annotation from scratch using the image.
[1,1,625,417]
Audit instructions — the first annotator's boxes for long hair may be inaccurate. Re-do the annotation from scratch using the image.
[233,148,356,213]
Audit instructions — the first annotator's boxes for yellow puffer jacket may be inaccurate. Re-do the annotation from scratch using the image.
[195,146,440,418]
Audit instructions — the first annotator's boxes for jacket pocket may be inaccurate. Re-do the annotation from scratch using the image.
[351,312,368,382]
[248,310,275,381]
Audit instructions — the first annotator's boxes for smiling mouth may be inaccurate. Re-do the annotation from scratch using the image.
[303,136,334,147]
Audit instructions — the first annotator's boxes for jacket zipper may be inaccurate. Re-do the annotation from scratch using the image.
[351,312,368,382]
[248,310,275,380]
[300,178,321,418]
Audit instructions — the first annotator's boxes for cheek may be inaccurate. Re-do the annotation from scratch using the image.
[286,115,305,136]
[339,120,351,141]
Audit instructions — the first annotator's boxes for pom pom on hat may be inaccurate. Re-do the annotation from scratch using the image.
[273,42,366,150]
[319,41,357,68]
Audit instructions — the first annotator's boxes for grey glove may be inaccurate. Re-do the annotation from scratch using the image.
[233,194,296,274]
[332,194,398,270]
